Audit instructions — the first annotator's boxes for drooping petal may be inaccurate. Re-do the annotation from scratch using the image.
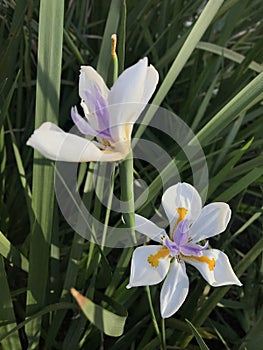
[71,106,97,136]
[162,183,202,229]
[134,214,167,243]
[189,203,231,242]
[184,249,242,287]
[126,246,170,288]
[160,262,189,318]
[79,66,109,102]
[26,122,124,162]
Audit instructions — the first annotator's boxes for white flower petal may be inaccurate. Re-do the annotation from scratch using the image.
[109,58,148,111]
[135,214,167,243]
[26,122,123,162]
[190,203,231,242]
[126,245,170,288]
[124,64,159,125]
[141,65,159,104]
[184,249,242,287]
[79,66,109,102]
[108,58,148,142]
[162,183,202,229]
[160,262,189,318]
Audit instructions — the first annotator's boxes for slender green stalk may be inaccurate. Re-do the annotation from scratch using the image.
[26,0,64,347]
[161,317,167,350]
[119,152,136,243]
[145,286,163,350]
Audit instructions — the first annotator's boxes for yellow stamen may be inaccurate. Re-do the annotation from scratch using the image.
[102,139,112,147]
[148,247,170,268]
[176,207,188,225]
[183,254,215,271]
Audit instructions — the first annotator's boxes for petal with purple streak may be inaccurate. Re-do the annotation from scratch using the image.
[164,237,179,257]
[180,242,206,257]
[71,106,97,136]
[173,219,190,246]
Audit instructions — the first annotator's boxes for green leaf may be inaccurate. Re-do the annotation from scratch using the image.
[214,167,263,201]
[135,0,224,140]
[196,41,263,73]
[0,256,22,349]
[26,0,64,346]
[0,230,29,272]
[71,288,127,337]
[97,0,123,80]
[185,319,210,350]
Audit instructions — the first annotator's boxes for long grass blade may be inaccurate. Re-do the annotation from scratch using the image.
[25,0,64,347]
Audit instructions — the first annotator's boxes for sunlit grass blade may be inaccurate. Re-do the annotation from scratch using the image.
[25,0,64,347]
[196,41,263,73]
[71,288,127,337]
[0,256,22,349]
[135,0,224,140]
[214,167,263,201]
[185,319,210,350]
[0,230,29,272]
[196,71,263,146]
[97,0,123,81]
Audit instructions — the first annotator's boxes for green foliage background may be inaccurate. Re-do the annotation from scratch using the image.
[0,0,262,349]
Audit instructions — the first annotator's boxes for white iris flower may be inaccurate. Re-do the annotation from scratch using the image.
[127,183,242,318]
[27,58,158,162]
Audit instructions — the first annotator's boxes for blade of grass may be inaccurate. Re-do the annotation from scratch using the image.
[185,319,210,350]
[25,0,64,347]
[0,256,22,349]
[0,230,29,272]
[71,288,127,337]
[196,71,263,146]
[134,0,224,141]
[196,41,263,73]
[214,167,263,202]
[96,0,123,81]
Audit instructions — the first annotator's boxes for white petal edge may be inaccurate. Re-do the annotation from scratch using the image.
[126,245,170,288]
[79,66,109,102]
[109,57,148,107]
[134,214,167,243]
[160,262,189,318]
[133,65,159,120]
[26,122,124,162]
[162,183,202,229]
[108,58,148,142]
[190,203,231,243]
[184,249,242,287]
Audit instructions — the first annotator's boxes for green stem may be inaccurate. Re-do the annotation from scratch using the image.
[119,151,136,244]
[145,286,163,350]
[161,317,167,350]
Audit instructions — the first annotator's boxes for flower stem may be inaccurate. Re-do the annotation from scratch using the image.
[119,152,136,244]
[161,317,167,350]
[145,286,164,350]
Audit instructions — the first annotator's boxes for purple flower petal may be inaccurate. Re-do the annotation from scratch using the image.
[164,237,179,257]
[71,106,97,136]
[173,219,190,245]
[180,242,205,257]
